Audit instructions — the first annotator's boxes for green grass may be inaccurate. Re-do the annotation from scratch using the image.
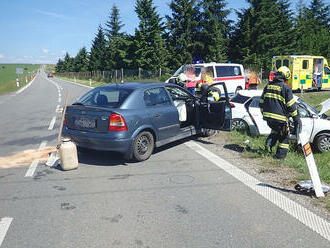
[56,75,165,87]
[229,88,330,185]
[0,64,40,94]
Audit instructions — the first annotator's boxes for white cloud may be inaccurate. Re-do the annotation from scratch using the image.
[36,9,68,19]
[0,54,4,58]
[61,50,66,54]
[42,48,49,54]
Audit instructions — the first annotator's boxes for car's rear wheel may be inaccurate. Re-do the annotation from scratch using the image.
[133,131,154,161]
[315,134,330,153]
[232,118,249,133]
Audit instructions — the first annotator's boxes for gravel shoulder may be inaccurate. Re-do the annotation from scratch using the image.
[197,131,330,221]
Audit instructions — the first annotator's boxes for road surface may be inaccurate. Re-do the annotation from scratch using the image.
[0,71,329,247]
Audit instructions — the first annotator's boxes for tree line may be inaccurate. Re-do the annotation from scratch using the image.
[55,0,330,75]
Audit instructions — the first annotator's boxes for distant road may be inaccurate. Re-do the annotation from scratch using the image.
[0,73,329,248]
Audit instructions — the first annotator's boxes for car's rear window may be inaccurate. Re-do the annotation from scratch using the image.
[230,93,250,103]
[76,87,134,108]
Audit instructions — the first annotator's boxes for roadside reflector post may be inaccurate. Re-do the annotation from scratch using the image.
[25,76,28,83]
[298,132,325,197]
[74,76,76,83]
[16,78,19,87]
[89,79,92,86]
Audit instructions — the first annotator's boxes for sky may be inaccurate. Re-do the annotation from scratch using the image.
[0,0,300,64]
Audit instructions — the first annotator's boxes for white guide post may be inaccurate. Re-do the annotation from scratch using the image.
[298,132,324,197]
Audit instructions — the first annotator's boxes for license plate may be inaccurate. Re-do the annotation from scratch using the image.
[74,118,96,129]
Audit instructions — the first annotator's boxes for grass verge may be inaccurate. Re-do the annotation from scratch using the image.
[0,64,39,94]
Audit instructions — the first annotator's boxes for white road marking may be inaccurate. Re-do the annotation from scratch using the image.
[39,140,47,150]
[24,160,39,177]
[48,116,56,130]
[24,141,48,178]
[16,75,37,95]
[0,217,13,246]
[185,141,330,242]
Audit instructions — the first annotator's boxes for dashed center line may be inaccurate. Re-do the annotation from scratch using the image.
[48,116,56,130]
[24,141,48,177]
[0,217,13,247]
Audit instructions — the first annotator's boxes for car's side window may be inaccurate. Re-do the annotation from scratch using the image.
[144,87,172,107]
[249,97,260,108]
[297,104,310,118]
[165,86,191,100]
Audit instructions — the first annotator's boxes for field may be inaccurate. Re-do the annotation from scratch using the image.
[0,64,40,94]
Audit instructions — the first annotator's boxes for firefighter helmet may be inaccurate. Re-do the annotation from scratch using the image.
[277,66,291,80]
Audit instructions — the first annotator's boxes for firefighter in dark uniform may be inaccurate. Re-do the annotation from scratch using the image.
[259,66,302,159]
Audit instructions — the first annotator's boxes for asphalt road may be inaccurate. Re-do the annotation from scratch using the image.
[0,71,329,247]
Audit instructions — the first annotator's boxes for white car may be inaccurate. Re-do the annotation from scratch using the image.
[230,90,330,153]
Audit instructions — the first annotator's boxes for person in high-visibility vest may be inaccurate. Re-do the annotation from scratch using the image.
[196,67,220,101]
[259,66,301,159]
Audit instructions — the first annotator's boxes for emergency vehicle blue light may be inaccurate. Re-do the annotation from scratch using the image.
[193,58,204,64]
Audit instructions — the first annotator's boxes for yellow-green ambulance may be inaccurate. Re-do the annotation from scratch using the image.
[272,55,330,91]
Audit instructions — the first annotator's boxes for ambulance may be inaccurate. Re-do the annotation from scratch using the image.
[272,55,330,91]
[166,62,246,96]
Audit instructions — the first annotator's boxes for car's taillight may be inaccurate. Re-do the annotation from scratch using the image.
[230,103,235,108]
[109,113,127,131]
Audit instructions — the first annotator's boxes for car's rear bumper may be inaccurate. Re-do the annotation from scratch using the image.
[63,128,132,153]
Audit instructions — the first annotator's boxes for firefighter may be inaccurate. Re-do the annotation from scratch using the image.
[259,66,302,159]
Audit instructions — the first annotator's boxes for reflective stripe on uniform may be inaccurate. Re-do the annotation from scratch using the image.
[279,143,289,149]
[290,109,298,117]
[263,112,287,122]
[260,98,264,104]
[264,93,285,103]
[267,85,282,91]
[286,98,295,107]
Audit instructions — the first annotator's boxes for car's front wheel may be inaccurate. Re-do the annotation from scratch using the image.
[133,131,154,161]
[232,118,249,133]
[315,134,330,153]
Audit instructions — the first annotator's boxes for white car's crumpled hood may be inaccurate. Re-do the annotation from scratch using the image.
[319,98,330,115]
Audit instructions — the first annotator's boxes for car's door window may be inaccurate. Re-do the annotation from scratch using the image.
[165,86,192,101]
[297,104,310,117]
[249,97,260,108]
[144,87,172,107]
[324,67,330,75]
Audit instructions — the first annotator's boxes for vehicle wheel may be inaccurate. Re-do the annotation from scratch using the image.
[317,87,322,91]
[199,128,216,137]
[315,134,330,153]
[132,131,154,161]
[235,87,242,95]
[232,118,249,133]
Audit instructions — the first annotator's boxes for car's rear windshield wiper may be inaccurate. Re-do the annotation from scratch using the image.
[72,102,84,106]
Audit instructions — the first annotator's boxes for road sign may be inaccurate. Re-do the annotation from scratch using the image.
[298,132,324,197]
[16,68,23,74]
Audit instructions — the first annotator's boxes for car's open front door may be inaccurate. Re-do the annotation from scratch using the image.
[199,82,232,131]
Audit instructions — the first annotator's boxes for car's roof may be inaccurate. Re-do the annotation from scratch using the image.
[237,90,263,97]
[238,89,299,100]
[98,82,165,90]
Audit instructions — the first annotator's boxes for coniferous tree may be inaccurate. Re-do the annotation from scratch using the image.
[63,52,74,72]
[294,0,330,58]
[89,25,107,71]
[104,5,131,69]
[199,0,231,62]
[229,0,294,70]
[55,58,65,72]
[166,0,199,69]
[74,47,89,72]
[134,0,166,71]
